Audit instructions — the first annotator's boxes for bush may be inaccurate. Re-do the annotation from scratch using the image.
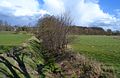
[35,15,72,60]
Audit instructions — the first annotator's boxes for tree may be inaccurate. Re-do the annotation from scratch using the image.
[113,30,120,35]
[0,20,13,31]
[36,14,72,59]
[107,29,112,35]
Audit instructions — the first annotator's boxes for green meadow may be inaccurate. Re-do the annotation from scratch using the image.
[71,35,120,77]
[0,31,31,53]
[0,32,31,45]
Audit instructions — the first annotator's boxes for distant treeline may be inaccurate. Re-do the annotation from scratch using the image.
[0,20,14,31]
[0,20,120,35]
[0,20,33,33]
[69,26,120,35]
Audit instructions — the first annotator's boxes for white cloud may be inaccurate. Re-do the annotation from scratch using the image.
[114,9,120,18]
[0,0,120,30]
[43,0,65,15]
[74,0,112,25]
[42,0,120,30]
[0,0,48,16]
[0,0,50,25]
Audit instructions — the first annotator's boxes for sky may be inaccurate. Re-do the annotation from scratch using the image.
[0,0,120,30]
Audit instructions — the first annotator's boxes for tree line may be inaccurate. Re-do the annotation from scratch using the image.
[0,20,120,36]
[69,26,120,35]
[0,20,14,31]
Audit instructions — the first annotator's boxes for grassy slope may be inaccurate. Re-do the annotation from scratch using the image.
[0,31,32,53]
[71,35,120,77]
[0,32,31,45]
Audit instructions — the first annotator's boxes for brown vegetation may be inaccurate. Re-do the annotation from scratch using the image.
[35,15,72,59]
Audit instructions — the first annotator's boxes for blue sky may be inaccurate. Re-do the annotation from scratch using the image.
[0,0,120,30]
[99,0,120,14]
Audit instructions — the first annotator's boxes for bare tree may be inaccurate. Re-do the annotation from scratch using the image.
[107,29,112,36]
[36,14,72,58]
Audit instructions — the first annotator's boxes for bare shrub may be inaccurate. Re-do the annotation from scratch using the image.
[36,14,72,58]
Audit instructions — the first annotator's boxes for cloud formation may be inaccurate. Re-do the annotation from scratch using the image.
[0,0,48,16]
[0,0,120,30]
[42,0,120,30]
[0,0,49,25]
[42,0,65,15]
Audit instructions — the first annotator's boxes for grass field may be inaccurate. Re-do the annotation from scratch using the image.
[0,31,32,53]
[0,31,31,45]
[71,35,120,77]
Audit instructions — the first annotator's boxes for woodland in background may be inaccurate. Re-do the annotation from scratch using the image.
[0,20,120,35]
